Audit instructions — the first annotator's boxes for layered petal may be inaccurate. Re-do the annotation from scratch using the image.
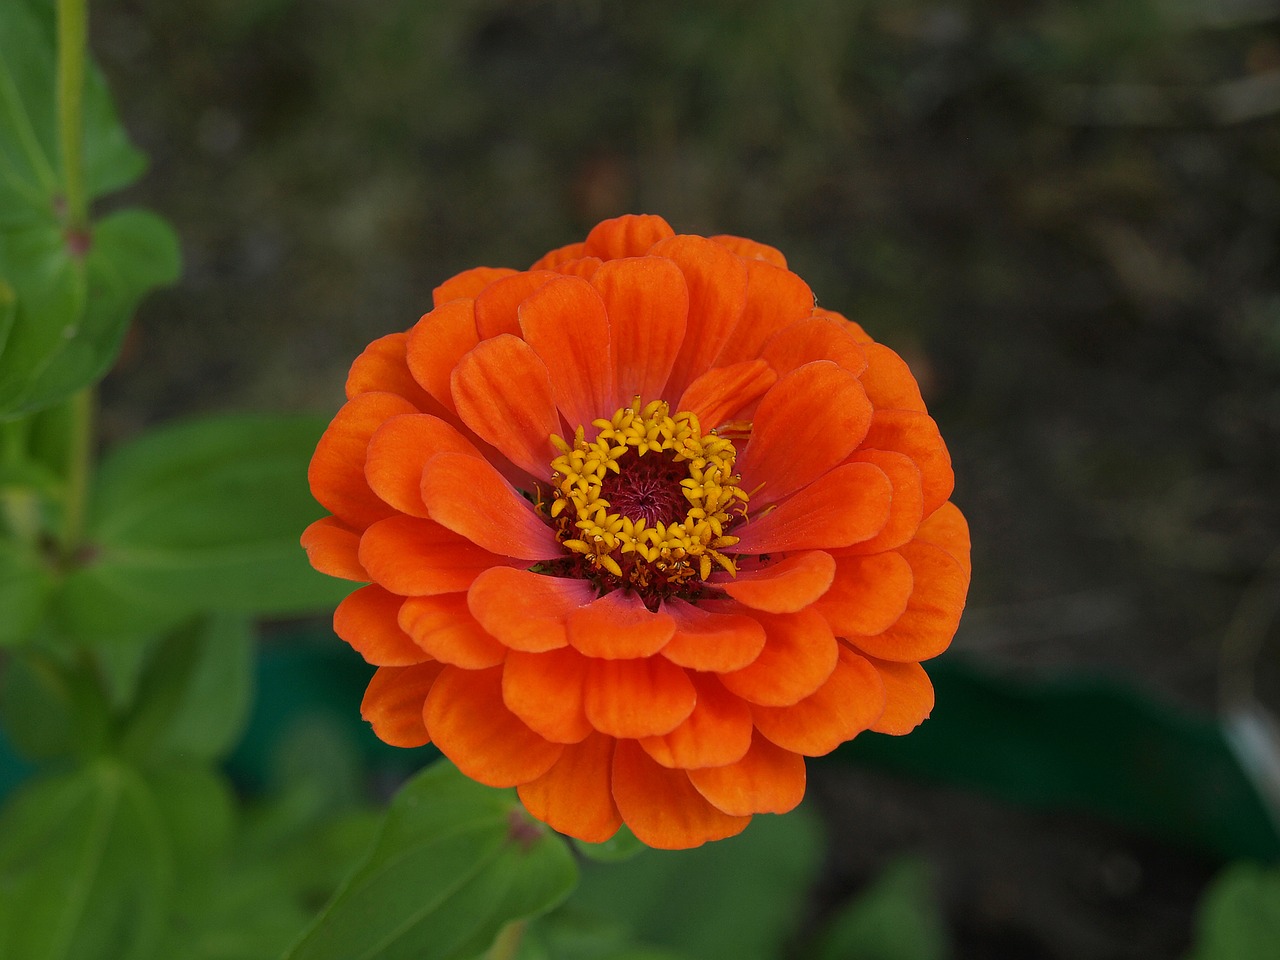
[719,609,838,707]
[502,647,593,743]
[759,316,867,380]
[716,259,815,366]
[718,551,836,613]
[568,590,676,659]
[867,657,935,735]
[846,541,969,662]
[518,276,615,427]
[814,551,914,639]
[473,269,558,338]
[834,450,924,555]
[334,585,427,665]
[710,234,787,267]
[399,593,507,669]
[583,213,674,260]
[914,500,971,578]
[420,452,561,559]
[859,342,927,413]
[583,656,696,738]
[752,645,886,756]
[591,256,688,406]
[676,359,777,431]
[359,515,509,595]
[660,599,768,672]
[365,414,485,518]
[468,568,595,652]
[861,409,954,516]
[345,332,436,411]
[518,732,621,843]
[301,517,366,581]
[309,391,418,529]
[406,299,479,415]
[432,265,517,306]
[734,461,892,554]
[361,663,445,748]
[687,734,806,816]
[639,673,753,769]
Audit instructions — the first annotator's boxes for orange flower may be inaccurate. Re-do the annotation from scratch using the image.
[302,214,970,849]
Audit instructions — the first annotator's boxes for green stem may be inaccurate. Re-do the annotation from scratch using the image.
[60,387,94,560]
[56,0,89,229]
[486,920,527,960]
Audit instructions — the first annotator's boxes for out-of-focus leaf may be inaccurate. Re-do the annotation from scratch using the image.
[813,858,949,960]
[52,414,347,642]
[1187,862,1280,960]
[0,761,170,960]
[567,807,823,960]
[574,824,645,863]
[841,656,1280,861]
[518,910,692,960]
[0,649,106,761]
[284,761,578,960]
[0,537,50,645]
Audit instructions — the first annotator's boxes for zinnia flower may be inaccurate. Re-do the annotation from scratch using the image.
[302,214,970,849]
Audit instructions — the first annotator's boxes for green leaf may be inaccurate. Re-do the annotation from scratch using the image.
[813,858,949,960]
[53,414,347,642]
[0,761,171,960]
[574,824,645,864]
[285,762,578,960]
[567,807,823,960]
[1188,862,1280,960]
[0,536,51,645]
[0,648,107,761]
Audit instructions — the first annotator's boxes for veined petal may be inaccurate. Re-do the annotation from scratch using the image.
[759,316,868,379]
[813,306,873,344]
[859,342,927,413]
[846,541,969,662]
[468,568,595,652]
[915,501,971,578]
[687,735,806,816]
[518,276,616,428]
[710,234,787,267]
[309,392,418,529]
[335,585,428,666]
[451,335,561,478]
[834,450,924,555]
[868,657,935,735]
[738,362,872,507]
[406,299,479,415]
[531,241,586,270]
[345,332,437,411]
[676,359,777,431]
[651,235,749,399]
[432,266,517,307]
[752,645,886,755]
[861,409,954,516]
[359,515,509,596]
[718,551,836,613]
[715,259,814,366]
[361,663,444,748]
[399,593,506,669]
[660,599,767,672]
[301,517,367,581]
[592,256,688,407]
[583,214,674,260]
[425,665,564,787]
[568,591,676,659]
[473,269,558,339]
[420,452,561,560]
[583,656,696,738]
[814,551,914,639]
[734,462,892,554]
[719,609,838,707]
[612,740,751,849]
[366,414,485,518]
[639,673,753,769]
[518,732,621,843]
[503,647,593,743]
[551,256,603,280]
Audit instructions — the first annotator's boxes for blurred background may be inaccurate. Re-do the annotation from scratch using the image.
[88,0,1279,956]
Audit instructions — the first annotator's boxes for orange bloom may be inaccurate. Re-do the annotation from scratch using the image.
[303,214,970,849]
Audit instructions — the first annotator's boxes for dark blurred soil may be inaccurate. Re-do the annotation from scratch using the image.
[91,2,1280,957]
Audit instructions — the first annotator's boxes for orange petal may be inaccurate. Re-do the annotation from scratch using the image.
[531,241,587,270]
[568,591,675,659]
[835,450,924,555]
[651,235,749,399]
[406,299,479,415]
[361,663,445,747]
[503,647,594,743]
[660,598,767,672]
[583,214,674,260]
[518,732,622,843]
[847,541,968,662]
[345,332,436,411]
[814,551,914,638]
[425,665,564,787]
[868,657,935,735]
[718,608,838,707]
[639,673,753,769]
[914,501,971,579]
[860,409,954,516]
[468,568,595,652]
[359,515,508,596]
[551,256,603,280]
[583,656,696,738]
[718,551,835,613]
[733,462,892,554]
[676,359,777,430]
[612,740,750,849]
[715,260,814,367]
[365,414,485,518]
[301,517,367,581]
[432,266,517,307]
[450,334,561,478]
[420,452,561,560]
[473,269,558,339]
[752,645,886,755]
[710,234,787,267]
[738,362,872,507]
[518,276,616,427]
[591,256,688,407]
[399,593,506,669]
[309,392,419,528]
[335,585,428,666]
[859,343,926,413]
[687,734,806,816]
[813,307,873,344]
[759,316,868,380]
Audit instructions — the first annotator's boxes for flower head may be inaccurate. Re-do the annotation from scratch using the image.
[303,214,970,849]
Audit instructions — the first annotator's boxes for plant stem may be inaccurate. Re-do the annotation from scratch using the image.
[57,0,89,229]
[60,387,94,560]
[487,920,527,960]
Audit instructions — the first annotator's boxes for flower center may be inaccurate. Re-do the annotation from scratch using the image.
[543,398,749,604]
